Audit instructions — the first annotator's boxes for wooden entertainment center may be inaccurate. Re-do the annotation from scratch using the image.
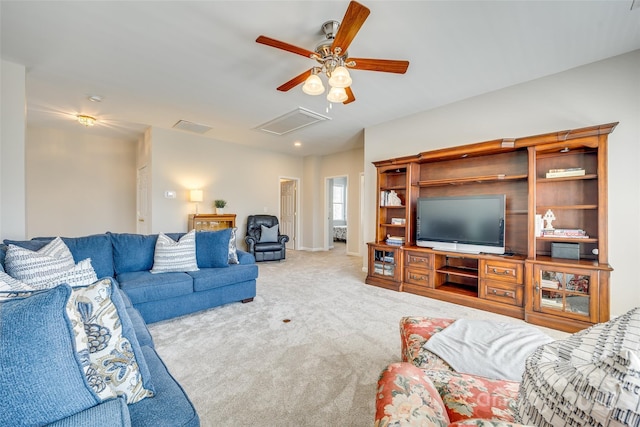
[366,123,617,332]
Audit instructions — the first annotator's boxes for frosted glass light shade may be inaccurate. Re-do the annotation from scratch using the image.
[189,189,203,203]
[302,74,325,95]
[327,86,348,103]
[327,66,352,88]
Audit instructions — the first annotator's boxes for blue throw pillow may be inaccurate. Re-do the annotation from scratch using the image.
[195,229,232,268]
[108,233,158,275]
[0,285,100,426]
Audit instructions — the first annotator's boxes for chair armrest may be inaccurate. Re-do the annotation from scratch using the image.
[278,234,289,245]
[375,362,449,427]
[244,236,257,253]
[47,398,131,427]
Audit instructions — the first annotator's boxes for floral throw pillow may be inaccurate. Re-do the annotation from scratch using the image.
[66,279,154,403]
[228,227,239,264]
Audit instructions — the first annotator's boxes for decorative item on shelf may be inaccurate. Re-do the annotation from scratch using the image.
[535,214,544,237]
[543,229,589,239]
[190,189,204,214]
[381,190,403,207]
[385,235,405,246]
[214,199,227,215]
[390,218,406,225]
[542,209,556,230]
[545,168,585,178]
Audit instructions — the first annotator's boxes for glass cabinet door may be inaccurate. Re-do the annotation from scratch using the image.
[373,248,396,277]
[533,265,597,321]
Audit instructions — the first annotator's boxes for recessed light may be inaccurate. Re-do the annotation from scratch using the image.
[294,141,302,147]
[88,95,103,103]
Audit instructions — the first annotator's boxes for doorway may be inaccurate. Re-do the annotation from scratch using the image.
[279,178,299,250]
[325,175,348,252]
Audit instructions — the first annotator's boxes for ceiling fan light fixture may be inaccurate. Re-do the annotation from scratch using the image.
[77,114,96,127]
[302,74,325,95]
[328,65,352,88]
[327,86,348,103]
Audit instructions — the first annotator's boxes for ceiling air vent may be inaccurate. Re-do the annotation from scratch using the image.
[172,120,213,134]
[255,107,331,136]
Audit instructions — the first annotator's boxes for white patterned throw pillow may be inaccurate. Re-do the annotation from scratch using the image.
[0,270,36,301]
[518,307,640,427]
[151,230,199,273]
[66,279,154,403]
[4,237,97,289]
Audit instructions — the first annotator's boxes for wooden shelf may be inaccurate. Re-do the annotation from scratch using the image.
[436,266,479,279]
[537,174,597,183]
[537,204,597,210]
[418,174,527,187]
[436,283,478,297]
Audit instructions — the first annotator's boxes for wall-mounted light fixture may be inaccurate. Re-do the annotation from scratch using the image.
[77,115,96,127]
[189,189,204,214]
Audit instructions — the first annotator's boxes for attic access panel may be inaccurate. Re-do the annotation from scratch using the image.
[255,107,331,136]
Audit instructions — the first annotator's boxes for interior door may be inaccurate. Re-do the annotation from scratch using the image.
[280,179,296,250]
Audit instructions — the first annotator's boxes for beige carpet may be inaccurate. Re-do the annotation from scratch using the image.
[148,243,566,426]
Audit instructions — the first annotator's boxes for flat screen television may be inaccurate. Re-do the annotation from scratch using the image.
[416,194,506,255]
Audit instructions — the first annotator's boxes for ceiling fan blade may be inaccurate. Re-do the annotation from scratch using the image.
[348,58,410,74]
[343,87,356,104]
[277,69,313,92]
[256,35,315,59]
[331,1,370,54]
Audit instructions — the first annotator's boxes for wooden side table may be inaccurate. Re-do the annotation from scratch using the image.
[188,214,236,232]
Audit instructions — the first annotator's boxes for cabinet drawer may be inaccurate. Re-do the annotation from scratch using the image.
[481,260,523,284]
[482,280,523,306]
[404,268,431,288]
[405,251,432,269]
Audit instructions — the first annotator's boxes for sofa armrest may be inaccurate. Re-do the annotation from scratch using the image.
[236,249,255,264]
[47,398,131,427]
[400,316,456,369]
[375,362,450,427]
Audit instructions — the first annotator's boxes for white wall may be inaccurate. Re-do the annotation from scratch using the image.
[0,60,26,240]
[26,127,138,237]
[320,147,364,255]
[146,127,305,248]
[365,50,640,316]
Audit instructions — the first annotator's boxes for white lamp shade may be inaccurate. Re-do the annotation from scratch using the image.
[189,189,203,202]
[327,66,352,88]
[302,74,325,95]
[327,86,348,103]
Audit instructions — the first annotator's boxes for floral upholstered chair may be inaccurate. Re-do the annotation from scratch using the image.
[375,312,640,427]
[375,317,525,427]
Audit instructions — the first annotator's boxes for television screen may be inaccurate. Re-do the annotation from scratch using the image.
[416,194,506,255]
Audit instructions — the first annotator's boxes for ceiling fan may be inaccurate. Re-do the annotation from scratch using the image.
[256,1,409,105]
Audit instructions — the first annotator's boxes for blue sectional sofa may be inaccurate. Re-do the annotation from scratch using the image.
[0,230,259,426]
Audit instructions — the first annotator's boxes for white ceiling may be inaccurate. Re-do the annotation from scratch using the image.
[2,1,639,157]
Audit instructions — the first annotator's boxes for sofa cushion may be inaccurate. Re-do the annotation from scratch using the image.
[128,346,199,427]
[0,285,101,426]
[4,238,98,289]
[189,263,259,292]
[195,228,232,268]
[109,233,158,275]
[518,307,640,427]
[68,279,155,404]
[47,397,131,427]
[117,270,193,304]
[425,369,520,423]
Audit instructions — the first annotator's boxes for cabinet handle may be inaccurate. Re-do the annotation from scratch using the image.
[491,268,512,275]
[535,282,540,293]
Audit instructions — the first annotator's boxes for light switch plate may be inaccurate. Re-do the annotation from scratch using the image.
[164,190,176,199]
